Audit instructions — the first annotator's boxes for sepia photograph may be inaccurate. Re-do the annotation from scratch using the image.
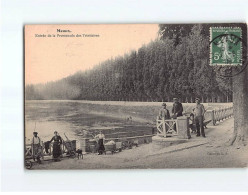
[24,23,248,170]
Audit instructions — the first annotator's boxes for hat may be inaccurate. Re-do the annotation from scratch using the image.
[162,103,166,106]
[54,131,58,134]
[195,98,200,101]
[33,132,38,135]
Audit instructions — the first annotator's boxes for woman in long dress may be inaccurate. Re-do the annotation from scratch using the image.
[95,131,105,155]
[50,131,63,161]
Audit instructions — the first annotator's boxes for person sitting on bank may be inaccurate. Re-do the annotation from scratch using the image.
[95,131,105,155]
[50,131,63,161]
[159,103,170,120]
[172,98,183,118]
[193,98,206,137]
[31,132,42,164]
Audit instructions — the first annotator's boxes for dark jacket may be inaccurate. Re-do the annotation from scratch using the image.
[172,102,183,117]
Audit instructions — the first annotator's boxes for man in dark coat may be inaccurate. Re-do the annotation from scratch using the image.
[172,98,183,118]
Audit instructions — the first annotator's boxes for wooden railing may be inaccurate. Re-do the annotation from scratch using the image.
[155,106,234,138]
[204,106,233,125]
[156,117,178,137]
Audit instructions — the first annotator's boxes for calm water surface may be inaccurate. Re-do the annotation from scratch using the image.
[25,100,152,144]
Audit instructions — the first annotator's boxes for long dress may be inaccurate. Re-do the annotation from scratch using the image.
[98,139,105,154]
[50,136,62,158]
[96,133,105,154]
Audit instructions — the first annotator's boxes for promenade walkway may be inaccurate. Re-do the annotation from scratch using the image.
[31,117,247,169]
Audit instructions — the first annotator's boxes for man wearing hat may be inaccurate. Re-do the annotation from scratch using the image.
[159,103,170,120]
[31,132,42,163]
[193,98,206,137]
[172,98,183,118]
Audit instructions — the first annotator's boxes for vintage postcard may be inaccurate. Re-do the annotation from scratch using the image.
[24,23,248,169]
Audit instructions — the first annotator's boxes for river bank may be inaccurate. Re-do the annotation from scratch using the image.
[30,117,247,169]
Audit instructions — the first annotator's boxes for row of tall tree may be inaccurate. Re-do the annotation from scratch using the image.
[25,24,233,102]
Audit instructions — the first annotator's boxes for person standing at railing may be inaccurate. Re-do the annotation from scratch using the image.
[172,98,183,119]
[159,103,171,120]
[157,103,171,135]
[172,98,183,132]
[193,98,206,138]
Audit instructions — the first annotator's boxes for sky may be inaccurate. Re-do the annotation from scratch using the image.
[25,24,159,85]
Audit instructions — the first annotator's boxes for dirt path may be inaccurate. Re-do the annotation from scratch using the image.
[31,117,248,169]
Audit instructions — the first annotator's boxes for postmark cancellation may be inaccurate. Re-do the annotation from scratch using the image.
[210,27,242,66]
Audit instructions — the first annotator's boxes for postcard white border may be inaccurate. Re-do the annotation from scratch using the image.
[1,0,248,192]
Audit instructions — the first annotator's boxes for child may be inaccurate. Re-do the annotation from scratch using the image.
[189,113,196,133]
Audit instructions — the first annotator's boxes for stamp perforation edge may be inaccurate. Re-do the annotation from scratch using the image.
[209,27,242,66]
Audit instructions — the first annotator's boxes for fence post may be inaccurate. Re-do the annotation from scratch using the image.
[216,109,219,123]
[209,110,215,126]
[49,143,52,155]
[162,117,166,137]
[226,107,228,118]
[230,106,233,117]
[41,141,44,160]
[177,116,190,139]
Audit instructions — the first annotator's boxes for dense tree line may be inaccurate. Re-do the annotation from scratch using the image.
[26,24,233,102]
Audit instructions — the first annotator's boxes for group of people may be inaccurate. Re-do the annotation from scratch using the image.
[30,98,206,163]
[31,129,106,164]
[159,97,206,138]
[31,131,63,163]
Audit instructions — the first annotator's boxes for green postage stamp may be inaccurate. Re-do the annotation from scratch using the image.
[210,27,242,66]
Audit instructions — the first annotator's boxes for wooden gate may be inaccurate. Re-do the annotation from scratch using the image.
[156,117,178,137]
